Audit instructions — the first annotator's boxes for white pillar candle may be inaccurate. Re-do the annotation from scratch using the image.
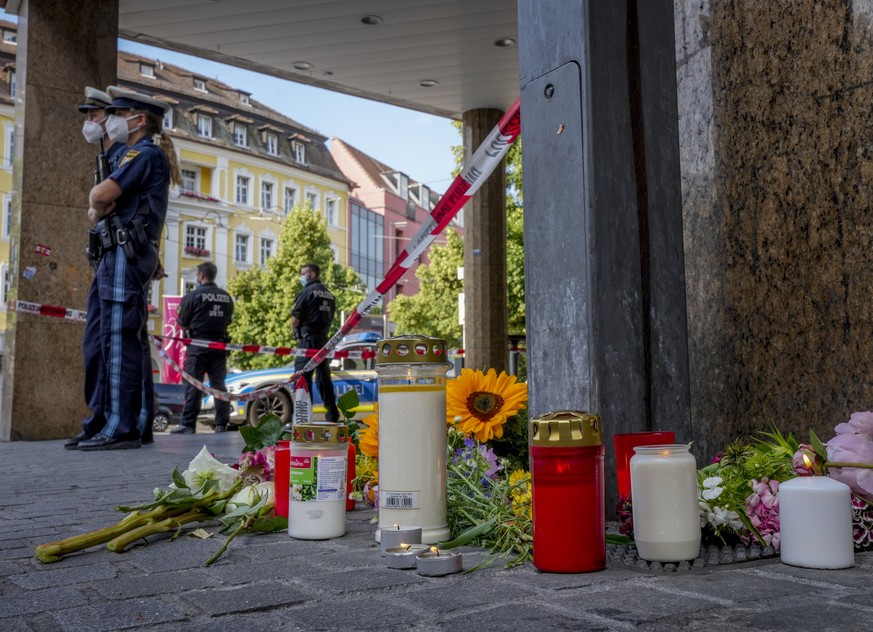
[630,444,701,562]
[779,475,854,569]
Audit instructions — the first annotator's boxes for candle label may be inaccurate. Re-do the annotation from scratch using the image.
[381,491,420,509]
[290,456,346,502]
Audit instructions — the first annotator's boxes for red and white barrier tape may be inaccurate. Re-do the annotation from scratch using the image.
[14,300,88,323]
[153,334,376,358]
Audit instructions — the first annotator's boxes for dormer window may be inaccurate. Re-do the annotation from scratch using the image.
[239,93,251,106]
[266,132,279,156]
[2,29,16,44]
[193,77,207,92]
[139,63,155,78]
[233,123,247,147]
[292,140,306,164]
[195,113,212,138]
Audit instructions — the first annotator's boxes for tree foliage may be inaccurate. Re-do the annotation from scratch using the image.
[227,207,366,369]
[387,125,526,341]
[389,229,464,348]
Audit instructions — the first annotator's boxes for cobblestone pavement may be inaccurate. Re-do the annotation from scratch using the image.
[1,433,872,632]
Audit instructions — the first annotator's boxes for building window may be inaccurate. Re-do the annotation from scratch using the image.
[181,169,198,192]
[261,181,274,210]
[292,141,305,163]
[185,224,207,251]
[305,191,318,210]
[2,29,16,44]
[235,233,249,263]
[162,108,173,130]
[236,175,249,205]
[239,93,250,106]
[195,114,212,138]
[0,264,8,311]
[325,197,338,226]
[8,70,14,98]
[266,132,278,156]
[193,77,207,92]
[2,195,10,239]
[284,186,298,214]
[183,280,196,295]
[233,123,247,147]
[4,124,13,168]
[139,63,155,78]
[350,202,384,297]
[260,238,273,266]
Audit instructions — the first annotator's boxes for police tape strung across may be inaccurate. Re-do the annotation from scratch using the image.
[11,99,523,403]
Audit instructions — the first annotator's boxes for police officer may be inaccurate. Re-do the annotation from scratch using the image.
[66,87,181,451]
[78,86,128,172]
[171,262,234,434]
[292,262,340,422]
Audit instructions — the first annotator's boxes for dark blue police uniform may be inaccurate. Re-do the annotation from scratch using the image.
[80,136,168,444]
[292,279,340,422]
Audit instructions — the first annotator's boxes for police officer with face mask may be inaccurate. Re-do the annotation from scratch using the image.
[66,87,182,451]
[172,262,234,434]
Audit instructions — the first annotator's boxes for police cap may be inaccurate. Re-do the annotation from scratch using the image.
[77,87,112,113]
[105,86,169,117]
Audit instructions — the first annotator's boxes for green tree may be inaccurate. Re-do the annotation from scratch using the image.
[227,207,366,370]
[388,229,464,348]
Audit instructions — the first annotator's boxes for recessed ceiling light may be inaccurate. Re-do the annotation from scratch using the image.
[494,38,516,47]
[293,61,313,71]
[360,15,383,26]
[419,79,439,88]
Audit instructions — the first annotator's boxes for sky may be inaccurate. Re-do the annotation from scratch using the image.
[0,9,460,193]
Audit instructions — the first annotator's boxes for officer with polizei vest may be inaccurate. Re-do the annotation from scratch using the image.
[172,261,234,434]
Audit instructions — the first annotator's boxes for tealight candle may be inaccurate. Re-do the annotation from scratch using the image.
[385,544,430,569]
[779,474,854,569]
[415,547,463,576]
[379,524,422,555]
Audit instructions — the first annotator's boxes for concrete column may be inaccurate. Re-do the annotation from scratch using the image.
[462,108,508,373]
[0,0,118,440]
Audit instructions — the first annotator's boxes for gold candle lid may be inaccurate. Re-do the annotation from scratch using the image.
[375,334,449,365]
[530,411,602,447]
[290,422,349,443]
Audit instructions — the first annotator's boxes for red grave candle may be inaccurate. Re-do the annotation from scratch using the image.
[612,431,675,500]
[274,440,291,519]
[530,411,605,573]
[346,441,357,512]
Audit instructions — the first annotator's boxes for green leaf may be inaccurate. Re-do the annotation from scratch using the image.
[240,413,286,451]
[810,429,828,460]
[171,468,189,489]
[337,390,360,420]
[252,516,288,532]
[606,533,632,545]
[437,517,497,549]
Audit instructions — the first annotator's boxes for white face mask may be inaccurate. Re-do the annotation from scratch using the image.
[81,120,104,144]
[105,114,142,143]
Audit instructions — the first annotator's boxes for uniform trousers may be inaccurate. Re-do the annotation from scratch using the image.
[180,347,230,429]
[295,334,340,422]
[81,245,157,439]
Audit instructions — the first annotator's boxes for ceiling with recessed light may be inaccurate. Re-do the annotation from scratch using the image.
[118,0,519,120]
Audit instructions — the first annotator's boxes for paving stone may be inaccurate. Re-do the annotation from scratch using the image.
[749,562,873,589]
[649,567,818,602]
[730,603,869,632]
[301,567,427,593]
[400,581,530,614]
[565,583,720,625]
[0,559,28,576]
[204,555,322,585]
[178,582,315,616]
[53,597,189,632]
[0,617,35,632]
[89,568,219,599]
[439,603,614,632]
[0,586,89,617]
[280,597,422,631]
[8,561,117,589]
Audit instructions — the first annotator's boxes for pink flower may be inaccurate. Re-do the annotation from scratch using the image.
[792,444,822,476]
[834,411,873,441]
[826,425,873,501]
[237,447,276,483]
[743,477,781,551]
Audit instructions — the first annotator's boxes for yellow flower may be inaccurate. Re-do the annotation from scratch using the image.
[358,404,379,458]
[508,469,532,519]
[446,368,527,442]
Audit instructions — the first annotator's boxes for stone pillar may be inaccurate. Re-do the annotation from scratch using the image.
[0,0,118,440]
[462,108,508,373]
[518,0,690,507]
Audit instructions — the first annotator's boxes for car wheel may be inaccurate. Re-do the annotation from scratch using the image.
[246,390,292,426]
[153,412,170,433]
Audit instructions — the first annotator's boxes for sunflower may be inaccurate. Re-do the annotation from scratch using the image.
[446,368,527,442]
[357,404,379,458]
[508,469,532,519]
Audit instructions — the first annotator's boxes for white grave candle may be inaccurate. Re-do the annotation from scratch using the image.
[630,444,701,562]
[779,475,854,569]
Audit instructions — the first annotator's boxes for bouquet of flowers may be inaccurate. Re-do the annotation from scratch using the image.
[35,446,284,566]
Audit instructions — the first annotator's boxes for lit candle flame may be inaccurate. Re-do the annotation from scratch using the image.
[393,524,400,529]
[803,454,813,468]
[401,544,410,550]
[430,546,440,557]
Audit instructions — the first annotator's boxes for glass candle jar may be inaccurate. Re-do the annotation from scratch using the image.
[612,431,675,500]
[375,335,451,544]
[630,444,701,561]
[288,423,349,540]
[530,411,605,573]
[274,439,291,519]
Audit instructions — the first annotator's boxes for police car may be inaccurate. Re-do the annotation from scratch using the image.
[198,332,380,427]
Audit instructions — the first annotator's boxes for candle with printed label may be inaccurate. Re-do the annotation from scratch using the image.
[379,524,422,555]
[385,543,430,569]
[287,423,349,540]
[416,547,463,576]
[375,336,451,544]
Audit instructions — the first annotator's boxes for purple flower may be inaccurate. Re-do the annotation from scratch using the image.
[834,411,873,441]
[826,420,873,501]
[478,445,504,479]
